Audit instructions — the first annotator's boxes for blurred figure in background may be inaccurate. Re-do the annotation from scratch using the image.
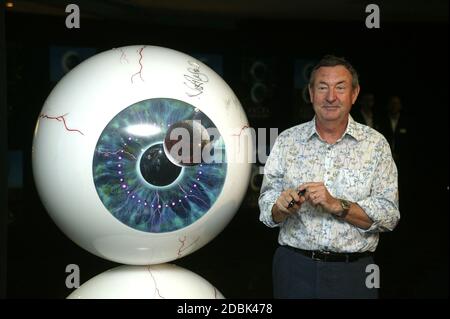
[351,92,380,130]
[378,95,408,166]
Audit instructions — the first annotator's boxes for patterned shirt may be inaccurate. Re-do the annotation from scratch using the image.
[259,116,400,253]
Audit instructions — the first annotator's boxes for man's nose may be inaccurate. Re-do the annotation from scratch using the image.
[326,88,337,102]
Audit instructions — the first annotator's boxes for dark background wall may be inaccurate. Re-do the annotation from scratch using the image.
[2,0,448,298]
[1,0,7,299]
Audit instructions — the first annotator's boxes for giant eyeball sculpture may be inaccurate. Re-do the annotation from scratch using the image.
[32,45,251,298]
[67,264,224,299]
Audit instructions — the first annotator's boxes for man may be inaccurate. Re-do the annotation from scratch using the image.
[258,55,400,299]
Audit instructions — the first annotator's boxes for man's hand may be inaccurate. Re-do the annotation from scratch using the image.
[295,182,374,229]
[271,188,305,223]
[299,182,341,214]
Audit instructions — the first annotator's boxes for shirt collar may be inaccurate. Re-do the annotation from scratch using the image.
[303,115,365,142]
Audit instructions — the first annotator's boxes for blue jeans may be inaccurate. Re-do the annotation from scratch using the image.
[273,246,378,299]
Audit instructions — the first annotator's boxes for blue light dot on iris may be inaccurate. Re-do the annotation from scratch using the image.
[92,98,227,233]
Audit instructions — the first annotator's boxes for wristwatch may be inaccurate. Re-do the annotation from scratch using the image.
[336,199,351,219]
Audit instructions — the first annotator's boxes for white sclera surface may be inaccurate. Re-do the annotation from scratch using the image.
[32,45,251,265]
[67,263,224,299]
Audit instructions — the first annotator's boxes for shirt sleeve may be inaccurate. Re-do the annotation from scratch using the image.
[356,138,400,233]
[258,133,287,228]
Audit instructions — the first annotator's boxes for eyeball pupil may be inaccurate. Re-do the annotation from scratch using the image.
[139,143,182,187]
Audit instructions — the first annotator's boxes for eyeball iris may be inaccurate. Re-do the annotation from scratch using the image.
[93,98,226,233]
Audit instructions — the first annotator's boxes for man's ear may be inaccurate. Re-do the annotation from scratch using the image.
[351,85,360,105]
[308,85,314,104]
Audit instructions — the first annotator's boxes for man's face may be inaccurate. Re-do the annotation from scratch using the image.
[309,65,360,123]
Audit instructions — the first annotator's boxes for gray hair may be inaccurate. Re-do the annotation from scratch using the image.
[309,55,359,89]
